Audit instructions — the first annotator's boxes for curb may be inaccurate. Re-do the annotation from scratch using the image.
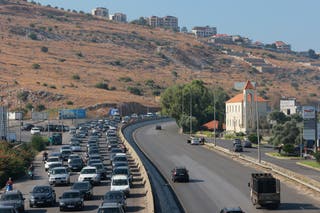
[205,143,320,194]
[296,162,320,172]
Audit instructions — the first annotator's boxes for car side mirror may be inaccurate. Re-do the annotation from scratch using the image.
[248,182,250,187]
[59,196,62,199]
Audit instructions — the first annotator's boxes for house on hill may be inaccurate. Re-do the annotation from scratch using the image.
[225,81,268,133]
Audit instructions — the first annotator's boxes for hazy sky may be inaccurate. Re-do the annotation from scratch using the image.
[34,0,320,52]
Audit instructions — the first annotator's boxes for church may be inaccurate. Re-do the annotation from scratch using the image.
[225,81,268,133]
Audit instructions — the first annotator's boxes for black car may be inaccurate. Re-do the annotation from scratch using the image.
[243,140,252,148]
[102,191,126,210]
[233,144,243,152]
[0,206,18,213]
[155,125,162,130]
[59,190,84,211]
[68,158,84,172]
[0,190,25,213]
[233,138,242,146]
[171,167,189,182]
[21,123,34,131]
[71,182,93,200]
[29,185,56,207]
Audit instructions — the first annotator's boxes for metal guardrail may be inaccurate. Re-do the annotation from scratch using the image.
[205,143,320,194]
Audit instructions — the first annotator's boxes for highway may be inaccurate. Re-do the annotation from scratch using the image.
[133,120,320,213]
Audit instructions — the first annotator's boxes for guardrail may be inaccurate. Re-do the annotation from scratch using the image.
[119,125,154,213]
[205,143,320,194]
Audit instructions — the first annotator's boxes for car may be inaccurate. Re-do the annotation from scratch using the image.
[112,166,133,185]
[29,185,56,207]
[233,144,243,152]
[21,123,34,131]
[243,140,252,148]
[59,190,84,211]
[30,127,41,135]
[97,202,125,213]
[78,166,101,185]
[49,167,70,186]
[190,137,200,145]
[0,190,25,213]
[0,205,19,213]
[87,159,103,167]
[67,154,82,164]
[112,161,129,169]
[155,125,162,130]
[171,167,189,182]
[102,191,126,210]
[71,182,93,200]
[233,138,242,146]
[47,162,64,176]
[220,207,245,213]
[60,150,72,161]
[68,158,84,172]
[70,142,82,152]
[110,175,130,195]
[111,154,128,168]
[92,163,107,180]
[45,156,62,171]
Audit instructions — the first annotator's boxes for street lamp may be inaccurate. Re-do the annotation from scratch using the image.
[254,83,261,164]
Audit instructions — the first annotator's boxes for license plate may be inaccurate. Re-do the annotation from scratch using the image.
[67,205,75,208]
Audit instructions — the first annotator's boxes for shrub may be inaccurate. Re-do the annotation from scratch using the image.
[118,77,132,82]
[49,85,56,89]
[30,135,46,151]
[153,90,161,96]
[36,104,46,111]
[95,82,109,90]
[109,86,116,91]
[314,152,320,163]
[32,63,40,69]
[127,86,142,96]
[17,91,29,102]
[283,144,295,154]
[76,52,83,57]
[248,134,258,144]
[72,74,80,80]
[66,100,73,105]
[29,33,38,40]
[25,103,33,111]
[41,46,48,53]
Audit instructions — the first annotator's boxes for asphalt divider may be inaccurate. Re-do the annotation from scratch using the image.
[205,143,320,194]
[119,125,154,213]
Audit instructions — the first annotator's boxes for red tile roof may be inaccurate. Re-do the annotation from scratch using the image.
[201,120,219,130]
[244,80,255,90]
[226,93,267,103]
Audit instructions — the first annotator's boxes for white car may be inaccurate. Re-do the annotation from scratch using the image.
[30,127,41,135]
[190,137,200,145]
[78,166,101,185]
[49,167,70,186]
[45,157,62,171]
[110,174,130,195]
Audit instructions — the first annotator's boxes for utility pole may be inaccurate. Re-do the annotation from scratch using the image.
[315,104,318,152]
[213,87,216,146]
[255,83,261,164]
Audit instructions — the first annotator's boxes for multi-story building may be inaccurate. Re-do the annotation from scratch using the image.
[192,26,217,38]
[110,13,127,23]
[280,98,298,115]
[91,7,109,18]
[225,81,268,133]
[274,41,291,52]
[148,16,179,31]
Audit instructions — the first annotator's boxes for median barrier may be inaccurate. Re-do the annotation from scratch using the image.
[205,143,320,194]
[119,126,154,213]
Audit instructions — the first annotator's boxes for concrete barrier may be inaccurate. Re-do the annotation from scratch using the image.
[205,143,320,193]
[119,127,154,213]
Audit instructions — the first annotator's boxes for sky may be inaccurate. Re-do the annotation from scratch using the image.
[33,0,320,52]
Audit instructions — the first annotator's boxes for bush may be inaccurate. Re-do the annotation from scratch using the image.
[127,86,142,96]
[29,33,38,40]
[95,82,109,90]
[41,46,48,53]
[283,144,295,154]
[72,74,80,80]
[118,77,132,82]
[314,152,320,163]
[248,134,258,144]
[30,135,47,151]
[32,63,40,69]
[66,100,73,105]
[36,104,46,111]
[25,103,33,111]
[17,91,29,102]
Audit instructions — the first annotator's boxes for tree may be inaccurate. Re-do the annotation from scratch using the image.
[268,111,289,124]
[269,120,300,147]
[308,49,319,59]
[130,17,148,26]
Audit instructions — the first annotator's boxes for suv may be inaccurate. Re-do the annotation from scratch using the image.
[233,138,242,146]
[29,185,56,207]
[171,167,189,182]
[49,167,70,186]
[78,166,101,185]
[102,191,127,210]
[59,190,84,211]
[220,207,244,213]
[98,202,125,213]
[233,144,243,152]
[71,182,93,200]
[0,190,25,213]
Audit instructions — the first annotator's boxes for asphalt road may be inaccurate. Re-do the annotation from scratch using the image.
[133,121,320,213]
[5,121,148,213]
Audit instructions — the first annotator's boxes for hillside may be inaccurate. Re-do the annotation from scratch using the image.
[0,0,319,116]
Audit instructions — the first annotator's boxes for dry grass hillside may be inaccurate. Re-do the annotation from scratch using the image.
[0,0,319,116]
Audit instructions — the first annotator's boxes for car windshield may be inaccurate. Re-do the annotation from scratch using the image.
[73,183,89,190]
[114,156,127,162]
[176,169,187,174]
[82,169,96,174]
[49,163,62,168]
[104,193,123,200]
[98,208,121,213]
[47,157,59,162]
[1,194,21,201]
[33,187,50,193]
[71,159,82,164]
[53,169,67,174]
[112,179,128,186]
[114,168,127,175]
[62,192,80,199]
[93,164,104,169]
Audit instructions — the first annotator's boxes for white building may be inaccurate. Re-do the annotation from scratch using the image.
[192,26,217,38]
[110,13,127,23]
[225,81,268,133]
[280,98,297,115]
[91,7,109,18]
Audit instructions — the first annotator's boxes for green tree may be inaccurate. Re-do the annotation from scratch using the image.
[269,120,300,147]
[30,135,47,151]
[268,111,289,124]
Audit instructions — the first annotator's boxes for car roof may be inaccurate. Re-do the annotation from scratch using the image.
[222,207,243,211]
[82,166,96,169]
[111,174,128,180]
[63,189,81,194]
[52,166,67,170]
[3,190,22,195]
[100,202,122,208]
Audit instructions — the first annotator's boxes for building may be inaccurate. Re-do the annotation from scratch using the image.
[280,98,298,115]
[148,16,179,31]
[209,34,233,44]
[110,13,127,23]
[91,7,109,18]
[192,26,217,38]
[225,81,268,133]
[274,41,291,52]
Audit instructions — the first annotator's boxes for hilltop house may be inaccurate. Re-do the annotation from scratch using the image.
[148,16,179,31]
[91,7,109,18]
[192,26,217,38]
[225,81,268,133]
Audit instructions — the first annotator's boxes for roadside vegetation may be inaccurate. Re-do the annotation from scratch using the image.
[0,135,47,187]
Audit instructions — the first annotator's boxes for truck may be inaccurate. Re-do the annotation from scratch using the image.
[48,133,62,145]
[248,173,280,209]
